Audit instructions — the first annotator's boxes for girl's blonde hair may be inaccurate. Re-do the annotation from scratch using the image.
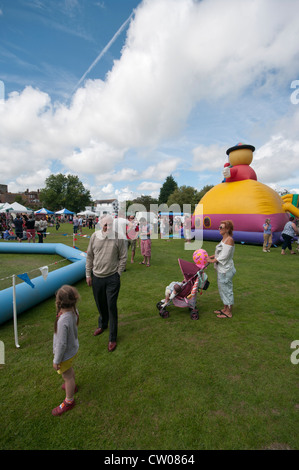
[54,285,80,332]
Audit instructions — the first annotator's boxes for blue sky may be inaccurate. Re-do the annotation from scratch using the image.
[1,0,299,203]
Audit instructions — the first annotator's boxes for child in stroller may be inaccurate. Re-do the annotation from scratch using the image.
[157,258,209,320]
[161,282,184,308]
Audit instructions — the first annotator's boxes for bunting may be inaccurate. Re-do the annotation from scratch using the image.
[17,273,35,288]
[39,266,49,280]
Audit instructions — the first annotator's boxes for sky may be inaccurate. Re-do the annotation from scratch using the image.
[0,0,299,204]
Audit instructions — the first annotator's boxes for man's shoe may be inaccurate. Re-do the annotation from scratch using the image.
[93,328,105,336]
[108,341,117,352]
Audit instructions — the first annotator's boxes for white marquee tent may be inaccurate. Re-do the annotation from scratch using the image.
[77,210,97,217]
[0,202,33,213]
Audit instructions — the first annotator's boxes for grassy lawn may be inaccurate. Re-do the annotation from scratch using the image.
[0,222,299,450]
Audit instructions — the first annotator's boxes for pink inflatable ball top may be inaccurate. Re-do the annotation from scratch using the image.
[193,249,209,269]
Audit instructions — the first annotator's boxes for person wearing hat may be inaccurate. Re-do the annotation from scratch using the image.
[223,143,257,182]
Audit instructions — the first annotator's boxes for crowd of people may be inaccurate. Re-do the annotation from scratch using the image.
[0,212,49,242]
[0,212,97,242]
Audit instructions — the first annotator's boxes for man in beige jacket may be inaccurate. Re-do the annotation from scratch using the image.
[86,215,127,352]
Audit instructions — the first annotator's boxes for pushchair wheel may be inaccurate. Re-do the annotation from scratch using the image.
[159,309,170,319]
[156,301,163,310]
[190,310,199,320]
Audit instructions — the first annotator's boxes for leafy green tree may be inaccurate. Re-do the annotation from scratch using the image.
[126,195,159,213]
[39,174,92,213]
[158,175,178,204]
[15,194,27,206]
[197,184,214,201]
[167,185,201,213]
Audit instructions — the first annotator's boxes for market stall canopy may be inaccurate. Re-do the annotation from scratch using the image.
[77,210,97,216]
[55,208,75,215]
[0,203,13,213]
[34,207,54,214]
[0,202,33,213]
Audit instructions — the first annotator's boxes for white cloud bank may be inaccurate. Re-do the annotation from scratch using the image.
[1,0,299,197]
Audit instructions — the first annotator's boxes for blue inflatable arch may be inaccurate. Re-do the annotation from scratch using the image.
[0,243,86,325]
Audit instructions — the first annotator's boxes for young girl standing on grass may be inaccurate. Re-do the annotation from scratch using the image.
[52,285,80,416]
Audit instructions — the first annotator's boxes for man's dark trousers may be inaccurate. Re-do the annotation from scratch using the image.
[92,272,120,342]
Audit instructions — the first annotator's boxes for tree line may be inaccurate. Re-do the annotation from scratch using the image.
[125,175,213,213]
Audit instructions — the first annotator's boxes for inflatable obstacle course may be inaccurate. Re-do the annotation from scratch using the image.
[0,243,86,325]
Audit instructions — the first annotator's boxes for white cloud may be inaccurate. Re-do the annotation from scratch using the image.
[8,169,52,193]
[93,157,181,186]
[137,181,161,192]
[253,135,299,184]
[192,144,227,172]
[95,168,139,184]
[102,183,114,194]
[115,186,136,202]
[63,141,125,174]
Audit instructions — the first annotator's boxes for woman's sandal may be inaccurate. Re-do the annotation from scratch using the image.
[216,310,232,318]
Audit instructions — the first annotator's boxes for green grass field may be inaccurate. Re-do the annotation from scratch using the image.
[0,223,299,450]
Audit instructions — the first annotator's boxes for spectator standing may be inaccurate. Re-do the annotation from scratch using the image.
[25,215,36,243]
[13,214,24,242]
[281,217,299,255]
[139,217,152,267]
[207,220,236,319]
[86,215,127,352]
[262,218,272,252]
[73,216,79,234]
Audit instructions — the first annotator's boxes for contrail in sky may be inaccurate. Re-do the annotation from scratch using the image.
[73,11,134,93]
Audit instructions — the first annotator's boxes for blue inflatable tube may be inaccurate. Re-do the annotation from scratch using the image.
[0,243,86,325]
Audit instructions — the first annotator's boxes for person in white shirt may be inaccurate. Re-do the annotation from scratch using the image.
[207,220,236,319]
[113,211,129,240]
[78,217,83,234]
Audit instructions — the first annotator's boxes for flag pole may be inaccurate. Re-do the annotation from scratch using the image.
[12,275,20,348]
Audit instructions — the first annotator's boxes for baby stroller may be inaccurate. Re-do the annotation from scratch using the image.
[157,258,210,320]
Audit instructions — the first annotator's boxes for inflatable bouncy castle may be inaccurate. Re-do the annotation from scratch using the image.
[281,193,299,218]
[194,143,292,244]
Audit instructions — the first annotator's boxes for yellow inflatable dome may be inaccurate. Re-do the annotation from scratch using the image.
[194,143,289,244]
